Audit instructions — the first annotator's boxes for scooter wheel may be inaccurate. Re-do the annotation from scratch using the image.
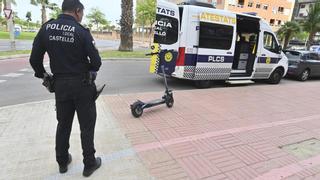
[165,95,174,108]
[131,102,144,118]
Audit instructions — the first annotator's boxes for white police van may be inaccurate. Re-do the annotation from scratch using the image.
[149,0,288,88]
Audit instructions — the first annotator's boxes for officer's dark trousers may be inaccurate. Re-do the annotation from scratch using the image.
[54,77,97,167]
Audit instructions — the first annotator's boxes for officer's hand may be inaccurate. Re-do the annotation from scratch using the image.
[89,71,97,81]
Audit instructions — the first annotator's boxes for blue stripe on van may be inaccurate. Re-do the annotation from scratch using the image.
[258,57,281,64]
[184,54,234,66]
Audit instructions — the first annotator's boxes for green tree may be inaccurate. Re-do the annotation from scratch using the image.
[277,21,301,49]
[136,0,156,33]
[86,8,109,31]
[303,0,320,49]
[30,0,57,24]
[49,3,61,19]
[119,0,133,51]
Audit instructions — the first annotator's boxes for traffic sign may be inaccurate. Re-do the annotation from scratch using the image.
[3,8,12,19]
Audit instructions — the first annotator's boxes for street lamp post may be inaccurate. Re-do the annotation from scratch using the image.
[5,0,16,51]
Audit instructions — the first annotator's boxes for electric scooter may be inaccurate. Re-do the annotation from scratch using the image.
[130,66,174,118]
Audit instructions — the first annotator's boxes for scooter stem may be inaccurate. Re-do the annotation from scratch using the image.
[161,66,169,92]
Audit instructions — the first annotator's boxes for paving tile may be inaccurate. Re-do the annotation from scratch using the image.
[225,166,259,180]
[166,142,198,158]
[152,128,181,141]
[228,145,269,165]
[174,125,204,137]
[177,155,221,180]
[149,160,189,180]
[249,140,289,159]
[191,138,223,154]
[204,149,246,172]
[210,134,244,148]
[201,174,229,180]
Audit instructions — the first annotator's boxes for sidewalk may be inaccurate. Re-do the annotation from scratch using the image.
[2,81,320,179]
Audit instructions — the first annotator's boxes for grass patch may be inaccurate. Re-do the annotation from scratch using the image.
[0,50,31,57]
[0,31,36,40]
[100,50,149,59]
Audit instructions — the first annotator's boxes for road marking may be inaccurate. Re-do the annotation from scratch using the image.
[19,68,31,72]
[0,80,7,84]
[1,73,24,78]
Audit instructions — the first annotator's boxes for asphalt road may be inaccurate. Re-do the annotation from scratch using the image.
[0,57,306,107]
[0,39,122,51]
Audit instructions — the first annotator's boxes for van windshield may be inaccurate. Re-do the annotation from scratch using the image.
[154,14,178,45]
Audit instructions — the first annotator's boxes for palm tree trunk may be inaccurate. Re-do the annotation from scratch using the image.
[307,31,315,50]
[119,0,133,51]
[283,33,291,50]
[41,4,47,25]
[0,1,3,15]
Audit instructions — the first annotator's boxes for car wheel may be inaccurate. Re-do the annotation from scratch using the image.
[298,69,310,81]
[268,68,284,84]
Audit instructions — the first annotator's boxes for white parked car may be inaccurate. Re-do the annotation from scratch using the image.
[310,45,320,55]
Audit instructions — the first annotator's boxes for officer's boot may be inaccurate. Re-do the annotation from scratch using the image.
[82,157,102,177]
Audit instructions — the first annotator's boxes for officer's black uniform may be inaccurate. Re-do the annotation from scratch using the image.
[29,14,102,168]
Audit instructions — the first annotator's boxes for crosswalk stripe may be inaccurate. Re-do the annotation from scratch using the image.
[1,73,24,78]
[0,80,7,84]
[19,68,30,72]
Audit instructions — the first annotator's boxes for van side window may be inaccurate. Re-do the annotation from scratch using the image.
[263,32,279,54]
[154,15,179,45]
[199,22,233,50]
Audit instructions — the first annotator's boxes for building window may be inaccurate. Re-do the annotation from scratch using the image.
[277,20,281,26]
[269,19,275,26]
[300,4,305,8]
[248,2,253,7]
[238,0,244,5]
[278,7,284,13]
[263,4,268,10]
[199,22,234,50]
[256,3,261,8]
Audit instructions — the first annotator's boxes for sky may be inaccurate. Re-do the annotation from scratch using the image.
[10,0,136,25]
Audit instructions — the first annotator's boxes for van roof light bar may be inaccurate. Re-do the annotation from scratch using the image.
[243,12,257,16]
[178,0,216,8]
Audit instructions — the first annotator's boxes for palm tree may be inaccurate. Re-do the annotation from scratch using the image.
[30,0,52,25]
[119,0,133,51]
[26,11,32,29]
[277,21,301,49]
[303,0,320,49]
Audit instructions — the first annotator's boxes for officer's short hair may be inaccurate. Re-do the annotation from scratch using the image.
[62,0,84,12]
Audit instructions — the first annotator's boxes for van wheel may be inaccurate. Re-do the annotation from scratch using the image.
[268,68,283,84]
[297,69,310,81]
[194,80,212,89]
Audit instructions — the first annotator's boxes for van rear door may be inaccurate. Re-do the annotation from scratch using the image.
[194,12,236,80]
[150,0,180,75]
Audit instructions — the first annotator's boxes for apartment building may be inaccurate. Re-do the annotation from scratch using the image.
[166,0,295,31]
[292,0,317,20]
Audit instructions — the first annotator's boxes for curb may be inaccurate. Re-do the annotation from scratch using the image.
[0,54,30,60]
[103,58,149,61]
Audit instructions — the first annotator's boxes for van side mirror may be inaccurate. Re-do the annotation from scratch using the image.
[277,45,282,53]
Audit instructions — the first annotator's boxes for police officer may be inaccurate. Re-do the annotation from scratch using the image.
[29,0,102,177]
